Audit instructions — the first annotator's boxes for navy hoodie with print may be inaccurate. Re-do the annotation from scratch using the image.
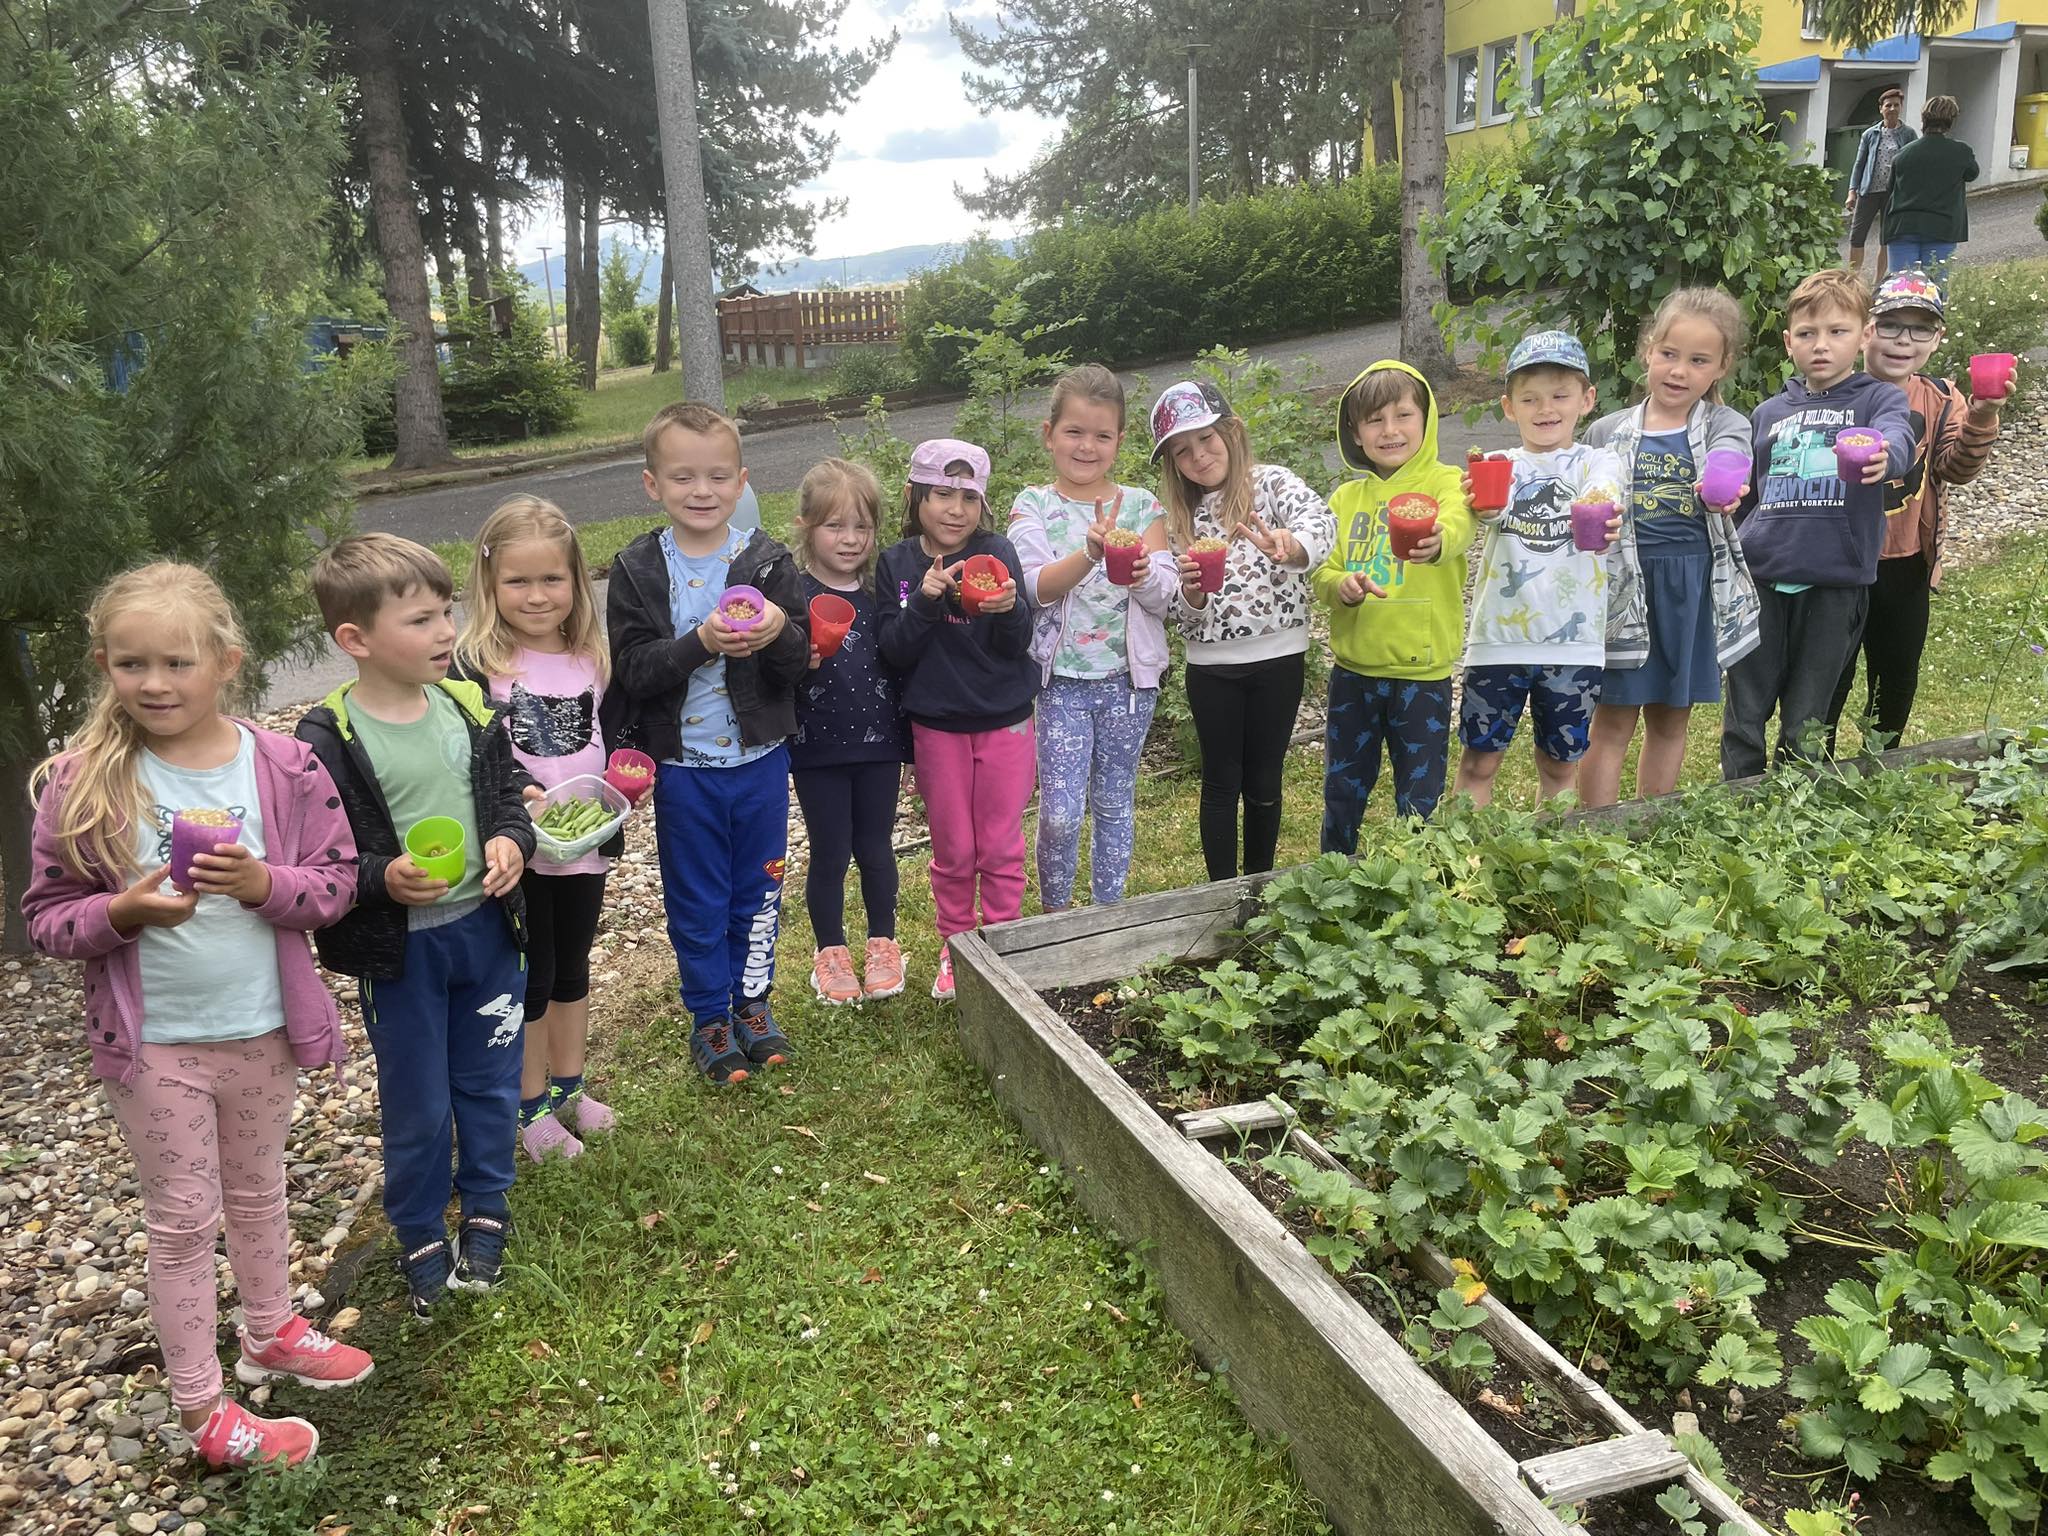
[1738,372,1914,588]
[874,530,1039,733]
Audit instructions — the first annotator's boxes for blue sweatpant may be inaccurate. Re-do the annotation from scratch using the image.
[360,904,526,1255]
[653,748,790,1026]
[1035,676,1157,909]
[1321,666,1453,854]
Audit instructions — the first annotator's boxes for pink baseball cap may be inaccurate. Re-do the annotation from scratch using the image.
[1148,380,1233,462]
[907,438,991,496]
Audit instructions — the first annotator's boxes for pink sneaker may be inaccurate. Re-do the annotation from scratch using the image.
[560,1091,614,1135]
[931,945,955,1001]
[188,1395,319,1468]
[522,1112,583,1162]
[235,1314,375,1390]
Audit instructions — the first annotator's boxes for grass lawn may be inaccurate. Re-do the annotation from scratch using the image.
[345,365,827,478]
[429,492,801,592]
[221,531,2048,1536]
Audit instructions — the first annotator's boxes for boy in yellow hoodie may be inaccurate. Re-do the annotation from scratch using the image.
[1311,360,1474,851]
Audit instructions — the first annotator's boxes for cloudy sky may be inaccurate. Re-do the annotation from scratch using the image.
[509,0,1055,269]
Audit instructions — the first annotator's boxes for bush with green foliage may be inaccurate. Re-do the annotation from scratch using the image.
[1435,0,1839,411]
[900,175,1402,391]
[824,345,913,400]
[361,277,581,452]
[599,244,652,369]
[607,307,653,369]
[1928,263,2048,414]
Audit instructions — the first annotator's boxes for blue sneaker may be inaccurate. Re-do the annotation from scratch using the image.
[448,1212,511,1292]
[690,1017,751,1085]
[734,999,790,1067]
[398,1237,450,1319]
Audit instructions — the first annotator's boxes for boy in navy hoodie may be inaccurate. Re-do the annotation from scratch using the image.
[1721,269,1914,778]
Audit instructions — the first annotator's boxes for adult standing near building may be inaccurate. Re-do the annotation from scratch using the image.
[1844,86,1914,279]
[1884,94,1978,278]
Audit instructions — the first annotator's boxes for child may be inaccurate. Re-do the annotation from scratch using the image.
[1156,380,1335,880]
[454,497,622,1162]
[1010,363,1173,910]
[791,457,911,1005]
[874,438,1037,1001]
[1824,269,2003,749]
[297,534,536,1317]
[1309,362,1471,849]
[608,402,809,1081]
[25,563,371,1467]
[1453,331,1622,807]
[1580,288,1762,807]
[1721,270,1914,778]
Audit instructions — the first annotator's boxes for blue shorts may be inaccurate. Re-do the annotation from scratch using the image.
[1459,664,1603,762]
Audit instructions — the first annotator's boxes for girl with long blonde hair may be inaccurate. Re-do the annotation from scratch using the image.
[24,563,369,1469]
[454,496,621,1161]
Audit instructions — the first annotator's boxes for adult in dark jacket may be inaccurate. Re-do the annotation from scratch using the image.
[1883,94,1977,277]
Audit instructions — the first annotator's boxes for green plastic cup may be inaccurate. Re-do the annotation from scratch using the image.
[404,817,466,885]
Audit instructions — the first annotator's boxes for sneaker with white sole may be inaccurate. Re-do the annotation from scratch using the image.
[811,945,861,1006]
[188,1395,319,1469]
[862,937,905,1000]
[236,1314,374,1390]
[448,1212,511,1292]
[931,945,955,1000]
[398,1237,450,1321]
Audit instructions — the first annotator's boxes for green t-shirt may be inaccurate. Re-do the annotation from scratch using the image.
[350,687,484,909]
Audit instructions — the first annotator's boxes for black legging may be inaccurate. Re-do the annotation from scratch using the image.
[1825,551,1933,753]
[520,870,606,1021]
[1185,653,1306,882]
[792,760,901,947]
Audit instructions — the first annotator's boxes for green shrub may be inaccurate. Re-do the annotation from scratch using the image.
[1928,262,2048,413]
[824,345,912,399]
[899,176,1402,391]
[607,306,653,369]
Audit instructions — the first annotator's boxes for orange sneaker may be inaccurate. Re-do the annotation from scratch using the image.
[862,937,905,1000]
[811,945,861,1006]
[235,1314,374,1390]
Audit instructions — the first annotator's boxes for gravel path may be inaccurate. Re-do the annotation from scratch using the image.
[7,403,2048,1532]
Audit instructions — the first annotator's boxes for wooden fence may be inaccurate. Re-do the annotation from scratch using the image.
[717,288,906,368]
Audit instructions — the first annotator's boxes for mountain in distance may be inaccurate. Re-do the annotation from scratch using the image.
[515,235,1015,303]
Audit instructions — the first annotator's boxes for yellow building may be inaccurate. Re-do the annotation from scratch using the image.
[1425,0,2048,181]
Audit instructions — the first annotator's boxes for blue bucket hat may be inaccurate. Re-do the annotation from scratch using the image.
[1506,330,1591,381]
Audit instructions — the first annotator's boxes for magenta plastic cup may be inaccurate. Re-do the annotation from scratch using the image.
[1699,449,1750,508]
[604,748,656,805]
[1570,500,1617,553]
[1187,540,1228,594]
[1833,430,1884,481]
[716,584,767,633]
[1102,532,1144,586]
[1969,353,2017,402]
[169,809,243,890]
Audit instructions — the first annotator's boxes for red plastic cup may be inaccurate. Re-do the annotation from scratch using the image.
[604,748,656,805]
[716,584,766,632]
[1699,449,1750,508]
[169,809,243,890]
[958,553,1009,615]
[1385,494,1440,561]
[1102,534,1144,586]
[1970,352,2017,401]
[1833,430,1885,481]
[1570,499,1617,553]
[1187,540,1228,594]
[809,593,855,658]
[1468,455,1512,512]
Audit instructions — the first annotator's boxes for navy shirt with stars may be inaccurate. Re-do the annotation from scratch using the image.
[791,574,910,771]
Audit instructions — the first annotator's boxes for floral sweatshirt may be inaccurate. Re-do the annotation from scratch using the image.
[1169,464,1336,667]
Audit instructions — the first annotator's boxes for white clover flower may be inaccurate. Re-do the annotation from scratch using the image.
[1130,1463,1142,1475]
[385,1495,399,1508]
[595,1394,605,1403]
[800,1326,820,1340]
[742,1507,756,1519]
[926,1431,941,1447]
[1083,1301,1093,1311]
[724,1480,739,1496]
[998,1400,1013,1413]
[1101,1489,1116,1502]
[710,1460,722,1473]
[1001,1454,1013,1467]
[750,1440,762,1454]
[772,1165,783,1175]
[819,1181,830,1192]
[977,1288,990,1301]
[492,1309,503,1320]
[577,1377,589,1388]
[1038,1165,1049,1175]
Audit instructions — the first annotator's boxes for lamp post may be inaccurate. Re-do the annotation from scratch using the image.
[1186,40,1210,214]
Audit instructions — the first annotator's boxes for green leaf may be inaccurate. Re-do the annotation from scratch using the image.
[1926,1447,1977,1482]
[1976,1202,2048,1249]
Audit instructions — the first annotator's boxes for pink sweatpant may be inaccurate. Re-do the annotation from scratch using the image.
[912,719,1037,939]
[105,1030,297,1412]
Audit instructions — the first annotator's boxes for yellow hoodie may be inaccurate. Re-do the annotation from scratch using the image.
[1312,361,1475,682]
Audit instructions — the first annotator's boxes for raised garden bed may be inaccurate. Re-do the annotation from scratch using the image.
[953,733,2048,1536]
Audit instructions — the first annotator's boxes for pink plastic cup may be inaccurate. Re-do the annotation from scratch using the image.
[1570,499,1617,554]
[1833,430,1885,481]
[1699,449,1750,508]
[169,809,243,890]
[1970,352,2017,402]
[716,584,767,632]
[1102,534,1144,586]
[1468,455,1513,512]
[808,593,855,658]
[1187,541,1228,594]
[604,748,656,805]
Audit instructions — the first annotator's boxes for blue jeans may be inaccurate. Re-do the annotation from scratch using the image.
[1321,667,1452,853]
[653,748,789,1025]
[1886,238,1956,277]
[360,904,526,1253]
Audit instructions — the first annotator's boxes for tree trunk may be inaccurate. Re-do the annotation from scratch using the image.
[353,17,451,469]
[576,184,601,387]
[0,628,39,956]
[1396,0,1453,379]
[1368,68,1400,166]
[485,172,505,280]
[653,241,675,373]
[456,190,489,308]
[647,0,728,406]
[561,165,582,369]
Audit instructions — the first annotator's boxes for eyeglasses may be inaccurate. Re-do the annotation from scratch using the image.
[1874,320,1941,342]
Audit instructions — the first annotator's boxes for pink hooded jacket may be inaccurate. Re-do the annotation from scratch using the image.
[22,723,359,1084]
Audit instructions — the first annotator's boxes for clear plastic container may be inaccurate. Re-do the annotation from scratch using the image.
[529,774,630,864]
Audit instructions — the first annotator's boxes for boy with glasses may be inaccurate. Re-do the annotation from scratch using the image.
[1824,269,2003,750]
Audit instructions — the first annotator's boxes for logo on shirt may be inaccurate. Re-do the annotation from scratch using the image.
[1494,475,1574,553]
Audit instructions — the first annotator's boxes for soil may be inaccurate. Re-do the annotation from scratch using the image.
[1043,963,2046,1536]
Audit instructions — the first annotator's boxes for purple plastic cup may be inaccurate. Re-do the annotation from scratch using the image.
[1570,499,1617,554]
[1699,449,1749,508]
[1833,430,1885,481]
[169,809,243,890]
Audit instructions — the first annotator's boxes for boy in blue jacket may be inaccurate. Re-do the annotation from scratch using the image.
[1721,269,1914,778]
